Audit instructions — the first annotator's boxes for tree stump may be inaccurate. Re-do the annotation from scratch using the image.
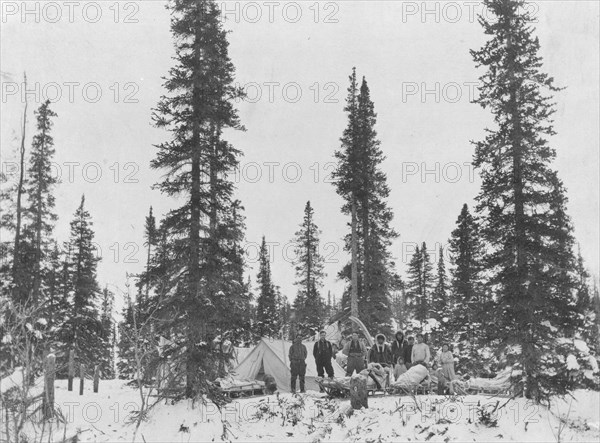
[43,354,56,419]
[349,374,368,409]
[79,364,85,395]
[93,365,100,393]
[68,349,75,391]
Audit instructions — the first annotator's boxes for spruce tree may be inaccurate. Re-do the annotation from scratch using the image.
[333,69,398,334]
[20,100,59,306]
[150,0,245,397]
[292,201,325,335]
[139,206,157,304]
[421,243,434,315]
[100,287,115,378]
[57,196,103,368]
[471,0,581,402]
[43,242,69,344]
[432,246,448,321]
[447,204,486,371]
[255,237,279,338]
[406,245,426,323]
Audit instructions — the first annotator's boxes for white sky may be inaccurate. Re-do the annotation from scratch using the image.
[1,1,598,309]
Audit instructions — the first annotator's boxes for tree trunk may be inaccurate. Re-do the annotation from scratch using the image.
[68,349,75,391]
[12,72,28,295]
[93,365,100,393]
[350,198,359,329]
[349,374,368,409]
[43,354,55,419]
[79,364,85,395]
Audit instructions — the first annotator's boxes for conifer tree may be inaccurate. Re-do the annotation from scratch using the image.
[57,196,103,368]
[100,287,115,378]
[471,0,582,402]
[333,69,398,334]
[292,201,325,334]
[255,237,279,338]
[432,246,448,320]
[19,100,59,306]
[447,204,486,371]
[150,0,245,397]
[43,242,68,343]
[421,243,434,313]
[138,206,157,303]
[406,245,425,323]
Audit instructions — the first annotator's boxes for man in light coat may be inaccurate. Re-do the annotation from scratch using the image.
[342,332,367,376]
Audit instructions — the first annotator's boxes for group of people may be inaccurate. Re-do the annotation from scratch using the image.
[287,330,457,393]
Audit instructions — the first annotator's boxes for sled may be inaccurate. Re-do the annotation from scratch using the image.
[317,364,392,398]
[221,383,265,398]
[216,378,266,398]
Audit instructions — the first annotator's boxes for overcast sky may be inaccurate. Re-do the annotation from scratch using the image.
[1,1,598,308]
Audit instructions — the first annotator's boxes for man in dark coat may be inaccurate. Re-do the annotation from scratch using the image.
[289,336,307,393]
[390,331,406,367]
[368,334,393,366]
[313,330,334,378]
[403,336,415,368]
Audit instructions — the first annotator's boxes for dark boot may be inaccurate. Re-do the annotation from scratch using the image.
[299,376,305,393]
[291,377,296,393]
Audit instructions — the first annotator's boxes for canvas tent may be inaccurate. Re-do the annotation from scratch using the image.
[232,337,346,392]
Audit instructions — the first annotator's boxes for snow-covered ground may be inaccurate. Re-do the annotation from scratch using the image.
[8,379,600,442]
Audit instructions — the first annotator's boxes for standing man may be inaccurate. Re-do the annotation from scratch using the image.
[342,332,367,376]
[368,334,393,366]
[391,331,406,367]
[411,333,431,368]
[289,336,307,393]
[403,336,415,368]
[313,330,334,379]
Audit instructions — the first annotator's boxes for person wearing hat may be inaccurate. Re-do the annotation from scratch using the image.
[391,331,406,368]
[289,336,307,393]
[313,330,335,379]
[368,334,393,366]
[342,332,367,376]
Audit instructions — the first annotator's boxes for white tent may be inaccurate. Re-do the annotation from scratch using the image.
[232,338,346,392]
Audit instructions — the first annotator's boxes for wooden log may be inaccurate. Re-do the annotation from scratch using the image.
[67,349,75,391]
[349,374,368,410]
[43,353,56,419]
[93,365,100,393]
[79,364,85,395]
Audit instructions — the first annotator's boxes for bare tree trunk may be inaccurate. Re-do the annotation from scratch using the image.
[349,374,368,409]
[12,72,28,293]
[351,198,359,330]
[43,354,55,419]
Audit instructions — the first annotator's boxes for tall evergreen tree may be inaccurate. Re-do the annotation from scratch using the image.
[150,0,245,397]
[333,69,398,334]
[100,286,115,378]
[447,204,486,371]
[471,0,580,402]
[406,245,425,323]
[432,245,448,320]
[421,243,434,313]
[292,201,325,335]
[20,100,59,307]
[57,196,103,368]
[255,237,279,338]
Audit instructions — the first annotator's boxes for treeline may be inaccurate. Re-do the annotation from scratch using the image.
[0,97,116,379]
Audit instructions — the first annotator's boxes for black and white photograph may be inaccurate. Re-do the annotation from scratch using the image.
[1,1,599,441]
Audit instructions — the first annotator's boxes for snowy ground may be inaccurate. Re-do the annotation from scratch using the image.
[8,379,600,442]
